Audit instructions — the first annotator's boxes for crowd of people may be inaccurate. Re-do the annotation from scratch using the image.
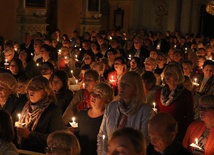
[0,29,214,155]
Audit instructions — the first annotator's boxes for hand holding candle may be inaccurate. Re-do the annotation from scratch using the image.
[15,113,25,127]
[190,138,202,150]
[193,78,199,86]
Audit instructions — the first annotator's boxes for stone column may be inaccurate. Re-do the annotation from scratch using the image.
[180,0,192,34]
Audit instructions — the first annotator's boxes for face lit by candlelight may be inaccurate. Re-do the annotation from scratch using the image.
[203,65,214,78]
[51,76,63,93]
[83,75,97,93]
[27,82,46,104]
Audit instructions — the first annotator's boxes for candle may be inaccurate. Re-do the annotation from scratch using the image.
[128,54,132,60]
[174,45,177,49]
[36,63,39,67]
[109,36,112,40]
[79,48,82,51]
[193,78,199,86]
[82,83,85,89]
[4,59,9,67]
[195,138,198,145]
[17,113,21,121]
[69,117,78,128]
[109,75,116,83]
[102,135,106,155]
[31,53,33,56]
[152,102,158,113]
[70,70,73,74]
[58,49,62,55]
[75,79,78,84]
[64,56,67,59]
[5,59,8,63]
[190,138,202,150]
[157,44,160,50]
[15,113,25,127]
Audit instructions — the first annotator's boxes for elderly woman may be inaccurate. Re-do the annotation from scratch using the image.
[0,73,27,121]
[46,130,80,155]
[97,71,154,155]
[0,110,18,155]
[75,83,113,155]
[16,76,64,153]
[154,62,194,141]
[183,95,214,155]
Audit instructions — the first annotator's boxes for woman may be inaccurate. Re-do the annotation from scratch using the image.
[51,70,73,114]
[0,73,27,122]
[154,62,194,141]
[75,83,113,155]
[18,48,40,78]
[62,69,99,125]
[40,62,54,80]
[0,110,18,155]
[183,95,214,155]
[108,127,146,155]
[195,60,214,96]
[128,57,144,75]
[46,130,80,155]
[107,57,126,96]
[16,76,64,153]
[97,71,154,155]
[9,59,25,80]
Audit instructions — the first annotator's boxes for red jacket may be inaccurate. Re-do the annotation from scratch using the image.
[183,121,214,155]
[155,87,194,141]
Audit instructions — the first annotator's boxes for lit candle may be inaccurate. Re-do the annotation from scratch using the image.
[82,83,85,89]
[58,49,62,55]
[109,75,115,83]
[5,59,8,63]
[190,138,202,150]
[70,70,73,74]
[109,36,112,40]
[153,102,158,113]
[75,79,78,84]
[174,45,177,49]
[17,113,21,122]
[31,53,33,56]
[79,48,82,51]
[128,54,131,60]
[64,56,67,59]
[193,78,199,86]
[69,117,78,128]
[102,135,106,155]
[157,44,160,50]
[36,63,39,67]
[195,138,198,145]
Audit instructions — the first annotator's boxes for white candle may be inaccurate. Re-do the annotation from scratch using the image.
[69,117,78,128]
[75,79,78,84]
[72,117,76,123]
[193,78,199,86]
[152,102,158,113]
[36,63,39,67]
[109,36,112,40]
[31,53,33,56]
[82,83,85,89]
[70,70,73,74]
[128,55,131,60]
[102,135,106,155]
[174,45,177,49]
[79,48,82,51]
[195,138,198,145]
[64,56,67,59]
[17,113,21,122]
[58,49,62,54]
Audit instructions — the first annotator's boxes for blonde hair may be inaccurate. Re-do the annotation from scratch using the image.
[120,71,145,114]
[47,130,81,155]
[93,82,114,103]
[145,57,157,70]
[0,73,17,93]
[162,63,185,85]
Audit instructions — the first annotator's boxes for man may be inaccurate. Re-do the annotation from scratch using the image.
[147,113,192,155]
[133,36,150,67]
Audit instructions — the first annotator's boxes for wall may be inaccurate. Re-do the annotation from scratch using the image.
[57,0,82,37]
[0,1,19,41]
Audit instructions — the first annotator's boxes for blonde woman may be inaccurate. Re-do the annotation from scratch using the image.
[97,71,154,155]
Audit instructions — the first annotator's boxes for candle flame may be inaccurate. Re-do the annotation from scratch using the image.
[102,135,105,140]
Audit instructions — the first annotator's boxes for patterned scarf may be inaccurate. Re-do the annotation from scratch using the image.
[20,99,50,131]
[160,84,185,106]
[201,75,214,95]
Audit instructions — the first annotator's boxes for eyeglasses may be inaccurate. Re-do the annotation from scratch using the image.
[27,86,44,91]
[198,106,214,111]
[90,92,103,98]
[44,147,70,153]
